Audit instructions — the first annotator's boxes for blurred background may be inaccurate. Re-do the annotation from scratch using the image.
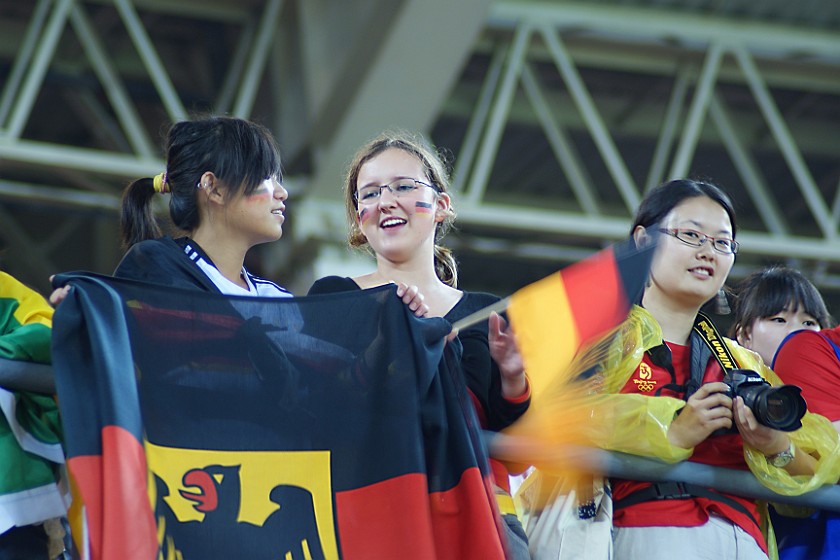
[1,0,839,319]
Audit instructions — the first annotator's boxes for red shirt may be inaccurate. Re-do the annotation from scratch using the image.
[773,328,840,422]
[612,343,766,553]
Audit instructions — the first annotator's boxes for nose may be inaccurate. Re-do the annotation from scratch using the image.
[378,185,398,206]
[273,179,288,201]
[696,238,716,258]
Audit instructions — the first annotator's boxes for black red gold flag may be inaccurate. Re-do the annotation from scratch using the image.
[507,236,656,402]
[494,236,658,476]
[51,274,505,560]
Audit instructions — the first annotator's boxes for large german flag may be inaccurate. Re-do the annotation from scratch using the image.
[51,274,505,560]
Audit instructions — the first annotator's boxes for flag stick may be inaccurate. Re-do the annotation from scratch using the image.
[451,296,511,331]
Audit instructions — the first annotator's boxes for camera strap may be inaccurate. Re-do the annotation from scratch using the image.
[680,312,742,401]
[649,312,739,399]
[692,311,741,375]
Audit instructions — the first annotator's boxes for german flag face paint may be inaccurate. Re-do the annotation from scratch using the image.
[414,201,434,216]
[358,207,373,226]
[227,177,286,244]
[246,182,274,202]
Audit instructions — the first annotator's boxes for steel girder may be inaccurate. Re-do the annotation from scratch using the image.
[0,0,839,295]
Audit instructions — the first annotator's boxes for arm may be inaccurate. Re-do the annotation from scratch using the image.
[667,381,733,449]
[488,312,527,398]
[730,341,840,494]
[592,392,694,462]
[0,358,54,394]
[773,329,840,422]
[734,397,816,476]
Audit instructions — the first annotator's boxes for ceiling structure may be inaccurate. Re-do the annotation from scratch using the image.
[1,0,839,313]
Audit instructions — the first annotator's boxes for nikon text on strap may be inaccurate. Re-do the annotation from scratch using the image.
[692,311,741,375]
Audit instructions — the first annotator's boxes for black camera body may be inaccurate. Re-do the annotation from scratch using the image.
[721,369,806,433]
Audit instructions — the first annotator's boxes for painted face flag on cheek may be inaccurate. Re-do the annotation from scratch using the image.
[51,274,507,560]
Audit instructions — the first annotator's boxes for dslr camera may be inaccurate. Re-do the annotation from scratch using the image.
[722,369,806,432]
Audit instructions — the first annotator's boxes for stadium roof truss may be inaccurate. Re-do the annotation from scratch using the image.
[0,0,839,293]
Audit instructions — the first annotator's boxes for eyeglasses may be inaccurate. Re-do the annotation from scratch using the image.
[355,178,438,205]
[659,228,739,255]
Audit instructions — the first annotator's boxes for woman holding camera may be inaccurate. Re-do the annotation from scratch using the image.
[598,180,839,560]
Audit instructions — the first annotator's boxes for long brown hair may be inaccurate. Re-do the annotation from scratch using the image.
[343,130,459,286]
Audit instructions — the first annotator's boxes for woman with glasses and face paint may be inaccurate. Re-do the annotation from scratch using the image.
[308,131,531,560]
[600,179,838,560]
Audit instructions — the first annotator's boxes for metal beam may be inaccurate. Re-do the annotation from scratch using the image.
[733,45,836,240]
[308,0,495,198]
[540,25,640,211]
[62,90,132,152]
[0,180,120,211]
[0,0,52,128]
[451,45,506,194]
[215,19,255,114]
[645,70,690,191]
[489,1,840,61]
[520,63,599,215]
[669,42,724,178]
[113,0,188,122]
[465,23,532,206]
[442,83,840,158]
[0,139,163,178]
[709,93,789,235]
[456,203,840,261]
[232,0,283,118]
[69,3,155,157]
[4,0,73,140]
[85,0,252,22]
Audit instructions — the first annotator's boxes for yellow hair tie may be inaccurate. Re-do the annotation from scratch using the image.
[153,172,169,194]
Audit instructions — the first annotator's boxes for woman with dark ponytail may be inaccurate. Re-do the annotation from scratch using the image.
[113,116,292,297]
[307,130,531,560]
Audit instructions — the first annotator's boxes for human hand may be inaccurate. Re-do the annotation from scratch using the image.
[733,396,790,456]
[488,312,527,398]
[395,283,429,317]
[668,382,733,449]
[48,276,70,308]
[446,328,459,343]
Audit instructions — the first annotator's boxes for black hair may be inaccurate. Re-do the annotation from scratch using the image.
[630,179,737,242]
[121,116,282,249]
[729,266,833,339]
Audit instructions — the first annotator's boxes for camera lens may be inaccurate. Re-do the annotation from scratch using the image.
[745,385,806,432]
[765,397,787,422]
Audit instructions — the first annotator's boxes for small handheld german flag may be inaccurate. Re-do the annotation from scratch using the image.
[507,235,657,402]
[482,234,659,480]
